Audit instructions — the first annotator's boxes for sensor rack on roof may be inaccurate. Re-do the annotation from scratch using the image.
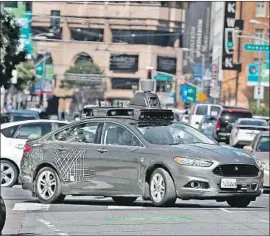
[81,107,174,121]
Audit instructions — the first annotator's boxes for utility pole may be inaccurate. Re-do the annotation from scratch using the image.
[256,35,263,112]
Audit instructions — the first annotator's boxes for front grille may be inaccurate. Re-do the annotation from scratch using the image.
[213,164,259,177]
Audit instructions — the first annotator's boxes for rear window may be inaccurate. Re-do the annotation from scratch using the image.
[1,125,19,138]
[195,105,208,115]
[221,110,252,123]
[239,120,267,126]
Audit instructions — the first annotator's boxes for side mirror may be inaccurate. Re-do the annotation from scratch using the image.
[243,146,253,152]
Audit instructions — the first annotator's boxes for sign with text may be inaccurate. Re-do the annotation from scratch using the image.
[244,44,269,52]
[156,56,177,75]
[221,1,241,71]
[109,54,139,72]
[180,84,197,103]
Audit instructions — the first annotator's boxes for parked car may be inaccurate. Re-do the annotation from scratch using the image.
[253,115,269,123]
[1,119,69,187]
[20,107,263,208]
[230,118,268,147]
[213,108,253,143]
[189,104,222,129]
[244,131,269,190]
[0,195,6,233]
[198,115,217,138]
[5,110,40,121]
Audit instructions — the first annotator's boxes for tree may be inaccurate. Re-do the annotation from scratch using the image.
[0,10,27,89]
[16,60,35,91]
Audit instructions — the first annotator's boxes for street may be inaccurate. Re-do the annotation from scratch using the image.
[1,185,269,236]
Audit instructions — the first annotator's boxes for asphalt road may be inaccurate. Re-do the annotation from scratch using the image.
[1,185,269,236]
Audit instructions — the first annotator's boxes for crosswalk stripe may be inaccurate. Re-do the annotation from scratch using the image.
[108,205,145,210]
[13,203,50,211]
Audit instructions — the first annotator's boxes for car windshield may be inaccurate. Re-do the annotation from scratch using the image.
[239,119,267,126]
[256,136,270,152]
[134,122,216,145]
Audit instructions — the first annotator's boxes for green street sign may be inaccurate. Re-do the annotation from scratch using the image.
[244,44,269,52]
[154,75,172,81]
[35,61,44,78]
[45,65,54,81]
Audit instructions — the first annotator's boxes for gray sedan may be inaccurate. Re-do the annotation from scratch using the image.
[20,117,264,207]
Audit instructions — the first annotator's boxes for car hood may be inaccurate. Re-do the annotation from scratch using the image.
[153,143,257,165]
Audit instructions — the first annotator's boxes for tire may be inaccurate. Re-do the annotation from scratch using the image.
[112,197,137,205]
[149,168,177,207]
[35,167,65,204]
[226,197,251,208]
[0,196,6,234]
[1,160,18,187]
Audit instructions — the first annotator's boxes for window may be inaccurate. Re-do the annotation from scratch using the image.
[55,122,68,129]
[210,106,221,116]
[56,122,99,143]
[70,28,103,42]
[156,81,172,92]
[32,26,62,40]
[15,123,52,140]
[111,78,139,90]
[1,126,19,138]
[256,2,265,16]
[256,136,270,152]
[195,105,208,115]
[255,29,264,44]
[104,123,142,146]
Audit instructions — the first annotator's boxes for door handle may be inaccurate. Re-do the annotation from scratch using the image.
[96,148,107,153]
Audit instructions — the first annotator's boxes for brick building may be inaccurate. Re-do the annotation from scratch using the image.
[221,1,269,108]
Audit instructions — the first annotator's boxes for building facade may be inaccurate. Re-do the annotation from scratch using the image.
[30,1,187,114]
[220,1,269,108]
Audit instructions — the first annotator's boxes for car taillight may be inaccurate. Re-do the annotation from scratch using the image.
[24,144,32,153]
[216,121,221,130]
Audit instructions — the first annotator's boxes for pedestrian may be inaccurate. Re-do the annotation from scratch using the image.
[4,100,14,113]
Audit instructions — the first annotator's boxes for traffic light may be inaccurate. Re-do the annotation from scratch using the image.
[147,67,153,80]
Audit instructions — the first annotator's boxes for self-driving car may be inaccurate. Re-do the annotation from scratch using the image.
[20,80,264,208]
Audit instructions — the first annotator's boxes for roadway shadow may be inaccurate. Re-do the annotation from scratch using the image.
[22,198,266,209]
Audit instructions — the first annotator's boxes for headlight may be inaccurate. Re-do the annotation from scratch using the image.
[174,156,213,167]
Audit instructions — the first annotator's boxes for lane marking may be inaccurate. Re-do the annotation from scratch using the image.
[13,203,50,211]
[105,216,194,222]
[108,205,145,210]
[260,220,269,223]
[38,218,68,236]
[219,208,232,213]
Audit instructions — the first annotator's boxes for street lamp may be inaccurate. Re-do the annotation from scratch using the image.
[250,19,270,27]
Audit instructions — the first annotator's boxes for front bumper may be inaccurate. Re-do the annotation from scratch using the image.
[173,165,263,200]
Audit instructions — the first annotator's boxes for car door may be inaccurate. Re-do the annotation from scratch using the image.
[92,122,144,195]
[47,121,102,194]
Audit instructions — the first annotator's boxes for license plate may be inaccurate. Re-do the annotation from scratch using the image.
[220,178,237,189]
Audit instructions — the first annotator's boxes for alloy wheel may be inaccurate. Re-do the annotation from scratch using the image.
[150,173,165,203]
[1,162,15,187]
[37,170,57,200]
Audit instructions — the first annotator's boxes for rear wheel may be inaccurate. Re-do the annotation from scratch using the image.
[226,197,251,207]
[112,197,137,205]
[149,168,177,207]
[35,167,65,204]
[1,160,18,187]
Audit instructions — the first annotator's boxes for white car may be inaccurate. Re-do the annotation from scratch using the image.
[229,118,268,148]
[188,104,222,130]
[1,119,69,187]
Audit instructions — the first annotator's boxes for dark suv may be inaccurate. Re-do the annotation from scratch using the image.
[213,108,253,143]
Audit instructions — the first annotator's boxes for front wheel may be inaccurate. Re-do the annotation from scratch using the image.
[149,168,177,207]
[35,167,65,204]
[112,197,137,205]
[1,160,18,187]
[226,197,251,207]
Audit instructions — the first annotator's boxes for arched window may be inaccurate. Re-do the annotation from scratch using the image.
[74,52,93,65]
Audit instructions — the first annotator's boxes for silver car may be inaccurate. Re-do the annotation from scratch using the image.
[20,108,263,208]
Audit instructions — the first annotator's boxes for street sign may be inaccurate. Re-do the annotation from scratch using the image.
[35,61,44,78]
[154,75,172,81]
[45,65,54,81]
[254,85,264,100]
[209,80,220,99]
[180,85,197,103]
[244,44,270,52]
[247,63,259,86]
[261,63,269,87]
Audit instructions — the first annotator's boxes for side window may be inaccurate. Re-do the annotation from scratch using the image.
[1,125,20,138]
[104,123,142,147]
[195,105,208,115]
[54,122,68,129]
[65,122,99,143]
[54,126,71,141]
